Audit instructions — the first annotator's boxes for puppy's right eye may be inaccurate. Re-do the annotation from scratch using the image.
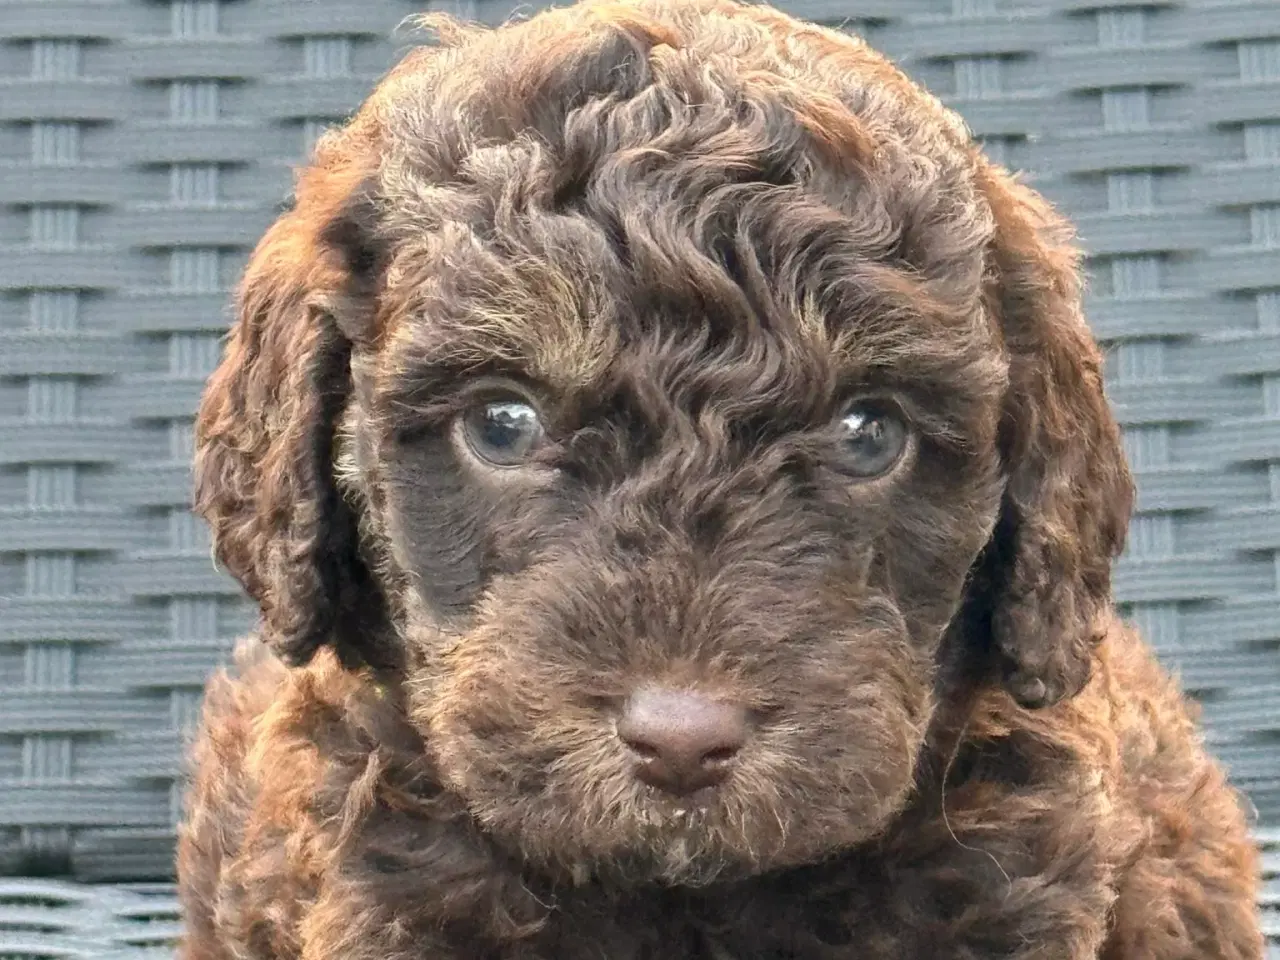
[460,398,545,467]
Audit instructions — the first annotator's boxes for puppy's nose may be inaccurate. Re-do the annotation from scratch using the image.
[617,688,748,795]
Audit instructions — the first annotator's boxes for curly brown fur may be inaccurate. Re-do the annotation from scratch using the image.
[178,2,1263,957]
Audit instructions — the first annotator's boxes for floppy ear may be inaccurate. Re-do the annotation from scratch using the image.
[970,160,1134,709]
[193,167,394,670]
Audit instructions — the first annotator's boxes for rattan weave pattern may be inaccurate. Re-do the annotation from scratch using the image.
[0,0,1277,914]
[0,879,181,960]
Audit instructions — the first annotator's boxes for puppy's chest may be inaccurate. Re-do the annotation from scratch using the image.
[521,924,820,960]
[518,894,860,960]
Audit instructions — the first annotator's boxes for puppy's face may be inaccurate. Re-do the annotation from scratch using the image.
[194,0,1132,887]
[348,69,1009,885]
[368,199,1004,883]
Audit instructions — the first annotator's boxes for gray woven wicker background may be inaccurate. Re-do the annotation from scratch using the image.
[1,0,1278,954]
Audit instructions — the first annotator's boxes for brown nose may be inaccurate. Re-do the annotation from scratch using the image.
[616,688,748,795]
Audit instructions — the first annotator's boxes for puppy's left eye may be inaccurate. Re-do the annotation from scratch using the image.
[460,398,545,467]
[839,402,909,478]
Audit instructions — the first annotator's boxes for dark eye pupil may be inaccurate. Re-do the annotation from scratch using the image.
[853,417,890,450]
[482,403,534,448]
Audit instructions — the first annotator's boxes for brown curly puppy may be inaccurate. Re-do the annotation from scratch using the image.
[176,1,1265,957]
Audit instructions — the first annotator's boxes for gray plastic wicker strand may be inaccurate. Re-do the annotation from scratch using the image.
[0,0,1278,954]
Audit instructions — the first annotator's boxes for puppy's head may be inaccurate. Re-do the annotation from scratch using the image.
[194,0,1132,886]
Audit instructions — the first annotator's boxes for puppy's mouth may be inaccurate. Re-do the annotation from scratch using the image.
[629,785,726,838]
[641,788,720,822]
[592,793,754,887]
